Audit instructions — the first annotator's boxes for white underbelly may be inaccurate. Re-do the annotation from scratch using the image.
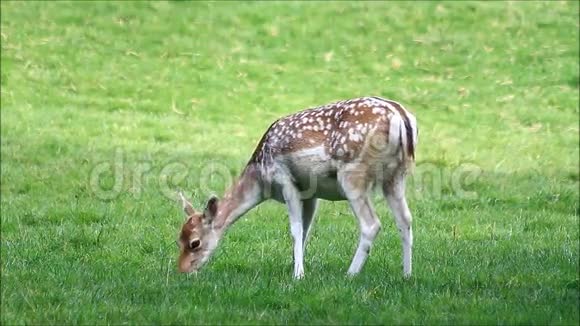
[267,145,397,202]
[296,175,346,201]
[268,146,347,201]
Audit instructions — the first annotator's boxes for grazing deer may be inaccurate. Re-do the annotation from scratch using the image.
[176,96,418,279]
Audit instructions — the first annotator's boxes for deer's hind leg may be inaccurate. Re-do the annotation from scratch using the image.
[339,169,382,276]
[383,171,413,278]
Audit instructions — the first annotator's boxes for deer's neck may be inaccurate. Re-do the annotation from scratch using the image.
[213,165,263,233]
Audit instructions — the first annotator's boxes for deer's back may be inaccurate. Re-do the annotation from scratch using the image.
[249,96,418,200]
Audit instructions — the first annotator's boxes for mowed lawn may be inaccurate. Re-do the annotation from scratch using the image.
[1,1,578,324]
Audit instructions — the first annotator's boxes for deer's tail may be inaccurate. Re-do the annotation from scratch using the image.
[386,101,418,171]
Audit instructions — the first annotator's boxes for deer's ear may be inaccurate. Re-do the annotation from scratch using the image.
[178,191,195,217]
[203,196,219,222]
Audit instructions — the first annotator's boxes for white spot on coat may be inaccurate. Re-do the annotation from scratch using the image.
[372,107,385,114]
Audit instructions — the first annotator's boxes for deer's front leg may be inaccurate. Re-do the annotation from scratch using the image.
[301,198,318,249]
[283,184,305,279]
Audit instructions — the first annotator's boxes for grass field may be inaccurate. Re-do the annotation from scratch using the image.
[1,1,579,324]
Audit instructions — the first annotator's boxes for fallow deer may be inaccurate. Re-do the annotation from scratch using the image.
[176,96,418,279]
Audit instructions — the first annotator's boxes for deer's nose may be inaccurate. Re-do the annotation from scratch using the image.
[178,261,196,273]
[178,253,195,273]
[178,264,190,273]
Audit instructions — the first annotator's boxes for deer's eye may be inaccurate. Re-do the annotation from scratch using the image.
[189,239,201,250]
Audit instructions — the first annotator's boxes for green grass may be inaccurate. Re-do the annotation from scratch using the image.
[1,1,578,324]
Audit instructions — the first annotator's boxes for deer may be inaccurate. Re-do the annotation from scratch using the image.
[175,96,418,279]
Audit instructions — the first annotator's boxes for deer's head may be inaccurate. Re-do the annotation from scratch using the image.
[176,192,221,273]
